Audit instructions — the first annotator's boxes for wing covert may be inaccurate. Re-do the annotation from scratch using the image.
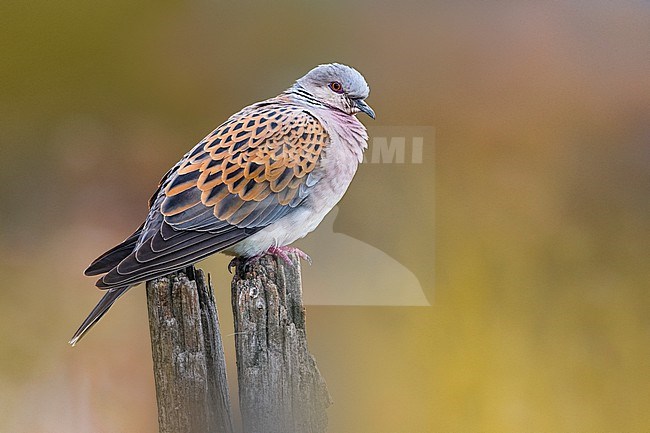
[161,103,328,230]
[96,102,329,290]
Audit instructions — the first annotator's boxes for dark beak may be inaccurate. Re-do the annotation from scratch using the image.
[353,99,376,119]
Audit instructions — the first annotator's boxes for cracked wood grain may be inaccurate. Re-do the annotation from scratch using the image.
[231,253,331,433]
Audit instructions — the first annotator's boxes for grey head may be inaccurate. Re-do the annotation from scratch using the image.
[290,63,375,119]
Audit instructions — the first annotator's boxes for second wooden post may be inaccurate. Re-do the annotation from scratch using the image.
[231,254,331,433]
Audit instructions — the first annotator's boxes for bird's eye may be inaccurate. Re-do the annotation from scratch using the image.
[328,81,344,94]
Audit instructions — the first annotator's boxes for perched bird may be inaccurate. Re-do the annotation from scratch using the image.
[69,63,374,345]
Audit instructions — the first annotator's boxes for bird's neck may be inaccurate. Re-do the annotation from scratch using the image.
[280,85,369,163]
[282,83,326,109]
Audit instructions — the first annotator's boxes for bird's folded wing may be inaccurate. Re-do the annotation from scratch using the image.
[84,223,144,276]
[96,102,329,289]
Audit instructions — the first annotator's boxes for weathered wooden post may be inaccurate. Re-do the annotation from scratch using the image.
[231,254,332,433]
[146,267,234,433]
[146,255,330,433]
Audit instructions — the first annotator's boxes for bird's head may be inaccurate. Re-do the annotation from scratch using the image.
[293,63,375,119]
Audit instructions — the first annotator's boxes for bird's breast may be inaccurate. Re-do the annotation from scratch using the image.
[228,124,365,258]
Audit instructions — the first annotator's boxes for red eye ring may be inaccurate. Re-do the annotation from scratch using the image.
[328,81,344,94]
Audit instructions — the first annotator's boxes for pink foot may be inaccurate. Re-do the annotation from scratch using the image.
[267,246,312,266]
[228,246,312,273]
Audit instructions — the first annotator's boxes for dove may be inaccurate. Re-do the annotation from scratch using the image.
[70,63,374,345]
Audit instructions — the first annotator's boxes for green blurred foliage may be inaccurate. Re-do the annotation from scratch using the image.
[1,1,649,432]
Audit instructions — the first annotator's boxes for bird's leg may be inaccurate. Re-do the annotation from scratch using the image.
[267,246,312,266]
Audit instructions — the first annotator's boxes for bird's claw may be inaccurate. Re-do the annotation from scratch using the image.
[228,258,239,274]
[229,254,262,274]
[267,246,312,266]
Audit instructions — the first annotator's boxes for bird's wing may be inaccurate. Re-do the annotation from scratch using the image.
[96,102,329,289]
[84,224,144,276]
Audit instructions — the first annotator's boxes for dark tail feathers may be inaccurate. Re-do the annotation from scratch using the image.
[69,286,131,346]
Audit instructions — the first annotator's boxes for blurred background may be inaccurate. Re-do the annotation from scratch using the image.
[1,1,649,432]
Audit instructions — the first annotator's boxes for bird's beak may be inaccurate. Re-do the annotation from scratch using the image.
[353,99,375,119]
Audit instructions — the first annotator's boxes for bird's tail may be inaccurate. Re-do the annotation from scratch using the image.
[69,286,131,346]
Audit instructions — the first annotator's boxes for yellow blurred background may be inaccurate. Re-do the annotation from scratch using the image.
[1,1,649,432]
